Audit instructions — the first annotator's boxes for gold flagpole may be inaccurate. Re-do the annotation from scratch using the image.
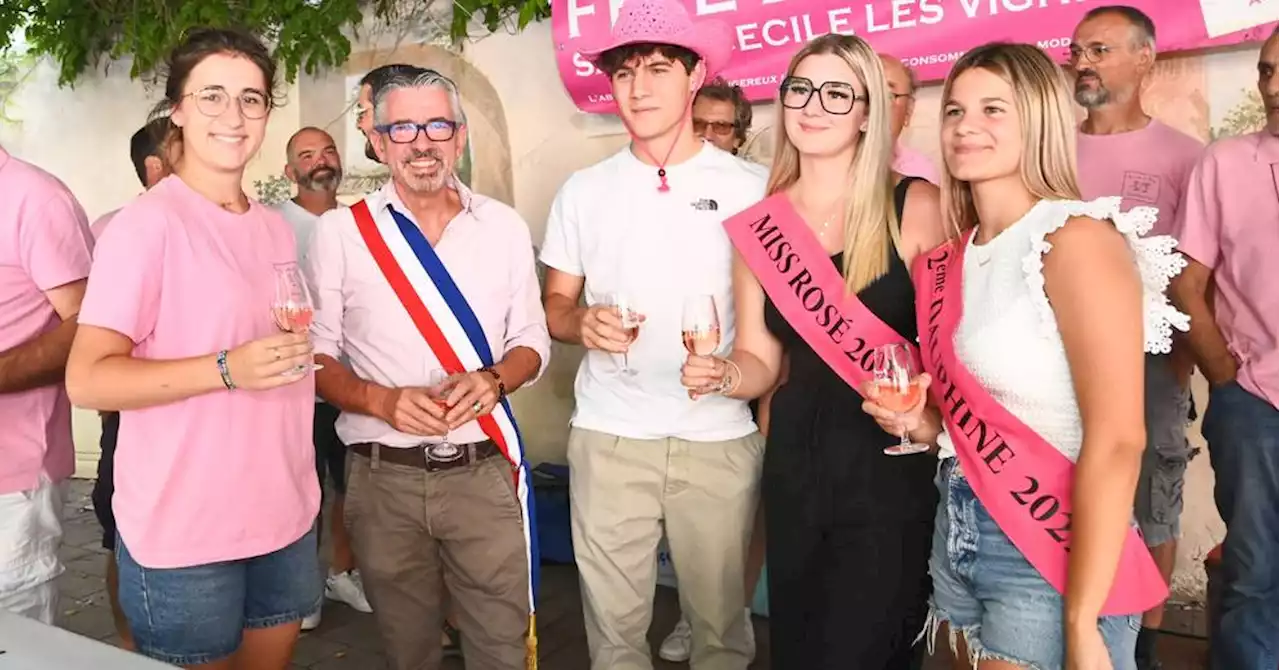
[526,613,538,669]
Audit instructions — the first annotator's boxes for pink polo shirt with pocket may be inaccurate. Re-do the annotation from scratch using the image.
[1172,131,1280,409]
[78,175,319,568]
[0,146,93,495]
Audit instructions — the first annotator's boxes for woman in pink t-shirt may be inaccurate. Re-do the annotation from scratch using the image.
[66,28,321,670]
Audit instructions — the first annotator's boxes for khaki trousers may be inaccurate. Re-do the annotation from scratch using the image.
[344,448,530,670]
[568,427,765,670]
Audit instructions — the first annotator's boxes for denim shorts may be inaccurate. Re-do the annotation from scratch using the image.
[116,528,321,666]
[924,458,1139,670]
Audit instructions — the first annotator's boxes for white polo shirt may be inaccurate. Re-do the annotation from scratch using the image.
[540,144,767,442]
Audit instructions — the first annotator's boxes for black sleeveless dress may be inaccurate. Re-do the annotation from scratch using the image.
[761,178,938,669]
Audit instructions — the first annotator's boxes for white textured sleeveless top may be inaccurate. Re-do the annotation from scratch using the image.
[936,197,1188,462]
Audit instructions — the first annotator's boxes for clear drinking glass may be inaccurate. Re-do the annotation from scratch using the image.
[426,369,458,446]
[271,264,323,372]
[681,294,722,395]
[872,343,931,456]
[681,295,721,357]
[606,292,642,376]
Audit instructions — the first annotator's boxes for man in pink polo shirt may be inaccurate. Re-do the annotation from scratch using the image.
[879,53,940,184]
[0,144,93,623]
[1069,9,1205,665]
[1171,28,1278,670]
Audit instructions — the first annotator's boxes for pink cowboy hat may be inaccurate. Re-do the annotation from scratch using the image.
[578,0,734,78]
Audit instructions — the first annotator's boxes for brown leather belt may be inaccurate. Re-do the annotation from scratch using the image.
[351,440,500,473]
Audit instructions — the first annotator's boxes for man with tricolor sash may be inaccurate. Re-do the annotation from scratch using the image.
[305,68,549,670]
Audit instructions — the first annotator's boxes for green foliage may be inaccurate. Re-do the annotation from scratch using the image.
[1212,90,1266,140]
[451,0,550,42]
[0,0,549,87]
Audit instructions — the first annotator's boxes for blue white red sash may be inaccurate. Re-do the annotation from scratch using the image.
[351,199,540,666]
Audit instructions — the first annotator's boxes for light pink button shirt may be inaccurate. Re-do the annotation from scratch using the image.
[892,141,940,185]
[0,146,93,495]
[306,181,550,448]
[1173,131,1279,409]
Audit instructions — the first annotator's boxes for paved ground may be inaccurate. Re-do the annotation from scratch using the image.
[55,479,1210,669]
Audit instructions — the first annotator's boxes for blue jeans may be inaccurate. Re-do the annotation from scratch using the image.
[926,458,1139,670]
[116,528,321,666]
[1203,381,1279,670]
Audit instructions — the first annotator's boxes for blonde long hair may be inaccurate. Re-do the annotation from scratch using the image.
[939,43,1081,234]
[767,34,899,295]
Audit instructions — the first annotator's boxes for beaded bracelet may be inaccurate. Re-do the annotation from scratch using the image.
[216,350,236,390]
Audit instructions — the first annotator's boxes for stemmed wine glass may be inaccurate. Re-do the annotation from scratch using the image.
[426,369,459,456]
[681,295,721,395]
[271,264,323,373]
[872,343,930,456]
[606,292,642,376]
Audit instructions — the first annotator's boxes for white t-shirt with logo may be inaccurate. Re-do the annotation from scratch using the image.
[540,145,767,442]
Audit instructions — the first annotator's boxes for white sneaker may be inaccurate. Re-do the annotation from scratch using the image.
[301,607,322,631]
[744,607,756,662]
[325,570,373,613]
[658,616,693,662]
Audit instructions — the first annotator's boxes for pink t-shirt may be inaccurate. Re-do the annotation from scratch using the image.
[892,142,940,185]
[1077,120,1204,236]
[1172,131,1279,409]
[0,146,93,495]
[78,175,319,568]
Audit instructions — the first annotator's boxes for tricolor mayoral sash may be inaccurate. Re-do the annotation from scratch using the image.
[723,193,917,393]
[914,235,1167,616]
[351,200,541,667]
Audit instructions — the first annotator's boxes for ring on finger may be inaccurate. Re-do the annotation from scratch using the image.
[472,401,483,414]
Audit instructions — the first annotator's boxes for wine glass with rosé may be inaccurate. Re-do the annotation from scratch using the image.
[426,369,459,449]
[271,263,323,373]
[681,295,721,396]
[872,343,930,456]
[606,292,642,376]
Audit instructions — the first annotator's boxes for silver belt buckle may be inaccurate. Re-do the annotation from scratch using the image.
[425,442,463,466]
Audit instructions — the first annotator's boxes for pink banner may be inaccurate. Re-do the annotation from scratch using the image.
[552,0,1277,114]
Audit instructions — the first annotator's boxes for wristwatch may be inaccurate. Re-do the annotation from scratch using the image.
[479,366,506,400]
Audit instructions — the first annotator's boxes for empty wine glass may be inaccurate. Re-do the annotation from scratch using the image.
[606,292,641,376]
[272,264,322,373]
[872,343,930,456]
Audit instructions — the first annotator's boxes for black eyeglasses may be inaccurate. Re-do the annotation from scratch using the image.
[184,86,270,120]
[780,77,867,115]
[1068,44,1114,65]
[374,119,459,143]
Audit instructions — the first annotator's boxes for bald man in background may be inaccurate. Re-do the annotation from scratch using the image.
[274,127,373,631]
[879,54,941,185]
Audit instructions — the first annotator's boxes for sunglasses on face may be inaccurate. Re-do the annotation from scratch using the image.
[693,119,737,136]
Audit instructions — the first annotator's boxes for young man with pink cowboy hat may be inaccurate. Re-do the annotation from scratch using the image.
[540,0,765,668]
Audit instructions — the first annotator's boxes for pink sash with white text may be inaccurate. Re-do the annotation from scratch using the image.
[914,237,1167,616]
[724,194,916,394]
